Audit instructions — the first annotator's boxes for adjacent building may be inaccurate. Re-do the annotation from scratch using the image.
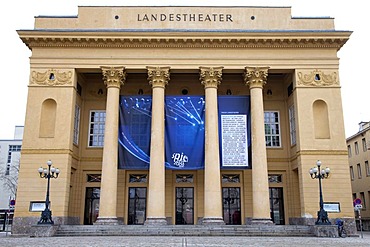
[12,6,355,234]
[0,126,23,229]
[347,121,370,230]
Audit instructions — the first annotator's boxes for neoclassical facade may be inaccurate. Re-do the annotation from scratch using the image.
[13,6,354,234]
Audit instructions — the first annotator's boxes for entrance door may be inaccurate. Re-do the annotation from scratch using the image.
[84,187,100,225]
[269,187,285,225]
[128,187,147,225]
[222,187,241,225]
[175,187,194,225]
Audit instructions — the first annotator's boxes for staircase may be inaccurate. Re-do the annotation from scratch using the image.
[54,225,314,237]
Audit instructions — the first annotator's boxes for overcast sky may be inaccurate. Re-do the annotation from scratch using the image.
[0,0,368,139]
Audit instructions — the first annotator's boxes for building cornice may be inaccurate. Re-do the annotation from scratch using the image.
[346,125,370,141]
[17,30,351,50]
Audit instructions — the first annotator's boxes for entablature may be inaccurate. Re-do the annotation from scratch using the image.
[18,30,351,50]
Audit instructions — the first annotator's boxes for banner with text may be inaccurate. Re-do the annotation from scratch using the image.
[218,96,251,169]
[118,95,250,169]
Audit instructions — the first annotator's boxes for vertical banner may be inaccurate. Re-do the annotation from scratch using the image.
[164,96,205,170]
[118,96,152,169]
[218,96,251,168]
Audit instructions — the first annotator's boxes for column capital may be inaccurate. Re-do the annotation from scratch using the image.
[244,66,269,89]
[147,66,170,89]
[101,66,126,89]
[199,66,223,89]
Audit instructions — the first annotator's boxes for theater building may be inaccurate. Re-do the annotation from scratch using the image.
[13,6,354,234]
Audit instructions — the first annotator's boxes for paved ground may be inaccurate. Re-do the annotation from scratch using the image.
[1,231,370,247]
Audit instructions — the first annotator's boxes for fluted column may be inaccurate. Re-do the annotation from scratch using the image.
[145,66,170,225]
[199,66,225,225]
[244,66,272,224]
[95,66,126,225]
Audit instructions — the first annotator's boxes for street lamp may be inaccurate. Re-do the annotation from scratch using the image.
[37,160,60,224]
[309,160,331,225]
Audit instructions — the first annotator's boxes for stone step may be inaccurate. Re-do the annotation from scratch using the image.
[54,225,313,237]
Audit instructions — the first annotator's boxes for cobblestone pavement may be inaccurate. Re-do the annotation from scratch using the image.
[1,232,370,247]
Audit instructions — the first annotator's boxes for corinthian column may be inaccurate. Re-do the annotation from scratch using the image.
[244,66,272,224]
[145,66,170,225]
[199,66,225,225]
[95,66,126,225]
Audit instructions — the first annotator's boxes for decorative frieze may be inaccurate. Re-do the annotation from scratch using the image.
[296,69,339,87]
[19,36,349,50]
[147,66,170,88]
[244,67,269,89]
[30,69,73,86]
[199,66,223,89]
[101,66,126,89]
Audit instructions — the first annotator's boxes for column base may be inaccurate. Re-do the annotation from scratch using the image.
[250,218,273,225]
[202,217,225,225]
[94,217,119,225]
[144,217,167,225]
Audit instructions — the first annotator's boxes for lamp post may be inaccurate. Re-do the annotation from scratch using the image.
[37,160,60,224]
[309,160,331,225]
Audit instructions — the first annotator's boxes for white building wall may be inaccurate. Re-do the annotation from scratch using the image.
[0,126,23,210]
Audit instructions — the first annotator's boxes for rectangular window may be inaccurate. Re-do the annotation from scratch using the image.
[5,163,10,176]
[5,145,22,176]
[87,174,102,182]
[9,145,21,152]
[73,104,81,145]
[352,193,357,201]
[129,174,148,183]
[366,161,370,177]
[347,145,352,157]
[88,110,106,147]
[355,142,359,155]
[222,174,240,183]
[268,174,282,183]
[288,105,296,146]
[350,166,354,180]
[264,111,281,147]
[362,138,367,152]
[360,192,366,209]
[175,174,194,183]
[357,163,362,179]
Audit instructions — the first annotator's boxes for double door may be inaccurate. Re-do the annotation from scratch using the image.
[222,187,241,225]
[175,187,194,225]
[128,187,147,225]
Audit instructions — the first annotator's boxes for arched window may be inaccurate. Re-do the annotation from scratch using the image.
[313,100,330,139]
[39,99,57,137]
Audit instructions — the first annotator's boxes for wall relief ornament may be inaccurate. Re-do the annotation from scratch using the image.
[101,66,126,88]
[147,66,171,88]
[244,67,269,89]
[297,69,338,87]
[30,69,73,86]
[199,66,223,89]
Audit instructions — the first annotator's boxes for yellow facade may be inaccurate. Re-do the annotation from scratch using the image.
[13,6,354,234]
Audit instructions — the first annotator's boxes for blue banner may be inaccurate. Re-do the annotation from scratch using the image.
[118,95,250,170]
[165,96,205,170]
[118,96,152,169]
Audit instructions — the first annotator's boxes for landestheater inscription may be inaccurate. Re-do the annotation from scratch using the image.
[137,13,233,22]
